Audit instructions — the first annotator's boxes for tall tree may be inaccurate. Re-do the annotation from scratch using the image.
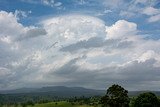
[101,84,129,107]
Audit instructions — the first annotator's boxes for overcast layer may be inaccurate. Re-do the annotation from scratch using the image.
[0,0,160,90]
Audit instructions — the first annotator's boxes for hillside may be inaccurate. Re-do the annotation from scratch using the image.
[0,86,104,97]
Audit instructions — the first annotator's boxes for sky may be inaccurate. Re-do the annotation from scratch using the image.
[0,0,160,91]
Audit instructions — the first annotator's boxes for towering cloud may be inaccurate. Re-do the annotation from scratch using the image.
[0,10,160,90]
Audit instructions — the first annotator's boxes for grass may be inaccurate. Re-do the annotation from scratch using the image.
[2,101,101,107]
[27,101,99,107]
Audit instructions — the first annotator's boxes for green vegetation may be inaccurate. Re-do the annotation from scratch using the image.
[130,92,160,107]
[0,101,99,107]
[101,84,129,107]
[29,101,97,107]
[0,84,160,107]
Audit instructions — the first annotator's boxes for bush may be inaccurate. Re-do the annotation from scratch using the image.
[132,92,159,107]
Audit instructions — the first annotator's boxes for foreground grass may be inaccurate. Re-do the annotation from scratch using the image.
[2,101,101,107]
[27,101,99,107]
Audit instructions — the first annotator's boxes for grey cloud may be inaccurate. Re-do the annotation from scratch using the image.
[46,42,58,50]
[0,42,24,66]
[47,57,99,88]
[116,41,133,49]
[0,55,43,89]
[60,37,133,53]
[46,58,160,90]
[17,28,47,41]
[120,59,160,82]
[1,54,160,90]
[50,56,86,75]
[53,58,79,75]
[60,37,104,52]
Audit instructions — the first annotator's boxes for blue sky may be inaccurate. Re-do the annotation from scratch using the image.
[0,0,160,90]
[0,0,160,37]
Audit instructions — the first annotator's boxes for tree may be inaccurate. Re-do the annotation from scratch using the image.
[26,100,35,106]
[133,92,160,107]
[21,102,27,107]
[101,84,129,107]
[14,102,18,107]
[0,103,2,107]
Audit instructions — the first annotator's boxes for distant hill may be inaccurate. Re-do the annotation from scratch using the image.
[0,86,105,97]
[0,86,160,97]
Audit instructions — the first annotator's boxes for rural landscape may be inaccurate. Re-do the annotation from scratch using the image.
[0,0,160,107]
[0,84,160,107]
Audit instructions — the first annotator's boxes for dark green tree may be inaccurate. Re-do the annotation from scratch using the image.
[101,84,129,107]
[21,102,27,107]
[0,103,2,107]
[133,92,159,107]
[14,102,18,107]
[26,100,35,106]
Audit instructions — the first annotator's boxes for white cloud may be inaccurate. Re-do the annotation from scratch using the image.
[142,7,160,16]
[117,0,160,23]
[0,36,11,44]
[54,2,62,7]
[147,14,160,22]
[0,11,25,37]
[14,10,32,20]
[106,20,137,39]
[141,6,160,23]
[1,10,160,90]
[20,0,62,8]
[41,0,62,7]
[137,50,156,62]
[41,14,106,45]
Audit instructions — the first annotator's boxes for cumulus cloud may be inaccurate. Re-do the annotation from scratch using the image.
[106,20,137,39]
[50,18,137,53]
[41,14,160,90]
[0,11,25,37]
[0,10,160,90]
[41,14,106,45]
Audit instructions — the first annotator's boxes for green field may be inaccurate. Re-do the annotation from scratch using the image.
[26,101,99,107]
